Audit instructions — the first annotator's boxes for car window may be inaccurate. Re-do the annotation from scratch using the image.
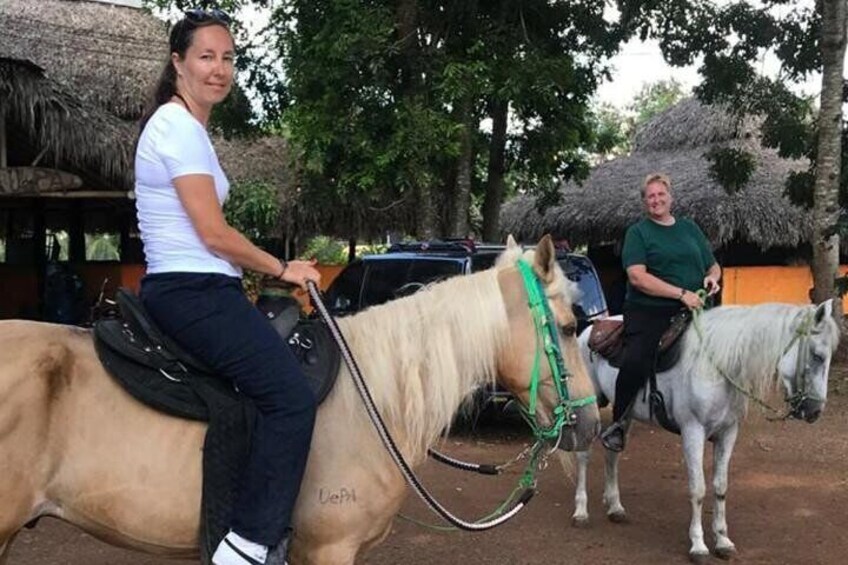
[361,258,465,308]
[560,255,608,322]
[471,253,499,272]
[325,260,365,314]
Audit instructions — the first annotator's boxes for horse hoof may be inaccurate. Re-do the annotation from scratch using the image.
[714,545,737,560]
[571,516,590,528]
[689,552,710,564]
[607,510,627,524]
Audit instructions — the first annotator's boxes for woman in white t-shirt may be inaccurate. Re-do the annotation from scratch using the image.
[135,9,319,565]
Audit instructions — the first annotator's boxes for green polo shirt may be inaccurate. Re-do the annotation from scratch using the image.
[622,217,716,308]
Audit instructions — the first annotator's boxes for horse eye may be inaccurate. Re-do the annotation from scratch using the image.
[811,352,825,364]
[560,324,576,337]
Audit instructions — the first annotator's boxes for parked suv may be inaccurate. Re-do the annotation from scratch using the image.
[326,239,608,332]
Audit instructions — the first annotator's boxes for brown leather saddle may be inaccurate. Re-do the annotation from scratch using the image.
[587,309,692,374]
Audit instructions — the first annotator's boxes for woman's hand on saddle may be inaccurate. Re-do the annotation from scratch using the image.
[679,289,703,310]
[703,274,721,296]
[279,259,322,290]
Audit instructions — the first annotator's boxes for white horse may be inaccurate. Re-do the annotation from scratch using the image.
[571,300,840,563]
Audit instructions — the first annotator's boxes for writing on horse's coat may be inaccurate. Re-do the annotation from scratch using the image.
[0,236,600,565]
[571,301,839,563]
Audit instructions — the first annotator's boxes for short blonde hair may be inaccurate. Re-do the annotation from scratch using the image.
[641,173,672,198]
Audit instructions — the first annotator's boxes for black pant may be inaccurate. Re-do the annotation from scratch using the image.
[141,273,317,547]
[612,303,680,422]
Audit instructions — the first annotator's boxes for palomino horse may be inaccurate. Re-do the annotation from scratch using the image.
[0,236,600,565]
[571,301,839,563]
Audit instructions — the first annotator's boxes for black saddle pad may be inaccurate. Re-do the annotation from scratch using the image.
[92,289,341,564]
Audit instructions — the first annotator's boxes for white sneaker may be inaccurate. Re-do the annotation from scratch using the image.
[212,531,269,565]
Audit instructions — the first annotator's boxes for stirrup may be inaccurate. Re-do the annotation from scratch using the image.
[600,421,626,452]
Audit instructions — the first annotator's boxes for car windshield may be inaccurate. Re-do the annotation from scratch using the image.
[560,255,607,320]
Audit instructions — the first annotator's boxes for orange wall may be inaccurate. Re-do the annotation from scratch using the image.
[722,266,848,312]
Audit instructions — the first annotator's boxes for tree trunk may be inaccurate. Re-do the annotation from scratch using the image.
[811,0,847,325]
[347,237,357,264]
[395,0,437,239]
[450,96,475,237]
[481,99,508,242]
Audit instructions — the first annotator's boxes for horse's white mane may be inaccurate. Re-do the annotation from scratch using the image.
[335,264,506,461]
[680,303,838,403]
[333,245,575,461]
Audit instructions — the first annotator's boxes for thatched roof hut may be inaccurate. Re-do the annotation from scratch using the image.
[0,0,168,120]
[500,99,812,252]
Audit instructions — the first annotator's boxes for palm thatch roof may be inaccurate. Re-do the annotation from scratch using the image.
[500,98,811,250]
[1,57,134,190]
[0,0,168,120]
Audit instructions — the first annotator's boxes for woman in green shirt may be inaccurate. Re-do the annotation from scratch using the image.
[600,173,721,452]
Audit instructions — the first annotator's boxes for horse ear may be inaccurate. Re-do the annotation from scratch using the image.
[534,235,556,282]
[814,298,834,326]
[506,234,519,250]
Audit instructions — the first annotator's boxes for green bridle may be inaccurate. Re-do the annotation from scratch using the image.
[516,258,597,444]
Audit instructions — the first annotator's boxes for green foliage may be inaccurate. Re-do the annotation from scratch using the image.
[299,236,347,265]
[276,0,633,235]
[629,79,686,127]
[705,147,757,195]
[356,242,388,257]
[589,103,631,159]
[588,79,686,161]
[223,180,281,244]
[85,234,121,261]
[785,170,815,209]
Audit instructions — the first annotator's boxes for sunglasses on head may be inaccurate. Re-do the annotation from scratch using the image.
[184,7,232,25]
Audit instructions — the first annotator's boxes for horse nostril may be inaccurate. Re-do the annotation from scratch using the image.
[806,409,821,423]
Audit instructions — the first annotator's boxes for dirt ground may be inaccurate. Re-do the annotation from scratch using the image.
[8,368,848,565]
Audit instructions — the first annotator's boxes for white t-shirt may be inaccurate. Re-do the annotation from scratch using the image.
[134,103,241,278]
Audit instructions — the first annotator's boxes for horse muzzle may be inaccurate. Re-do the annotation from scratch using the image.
[557,404,601,452]
[790,398,825,423]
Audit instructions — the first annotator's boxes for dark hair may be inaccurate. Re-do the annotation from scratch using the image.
[137,15,231,134]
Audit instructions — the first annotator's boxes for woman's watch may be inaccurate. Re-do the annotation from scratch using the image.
[678,288,687,301]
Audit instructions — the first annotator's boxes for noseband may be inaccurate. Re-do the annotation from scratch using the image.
[782,311,823,417]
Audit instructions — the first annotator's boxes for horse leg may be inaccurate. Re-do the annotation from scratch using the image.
[711,424,739,559]
[571,450,591,527]
[681,424,709,563]
[602,447,627,523]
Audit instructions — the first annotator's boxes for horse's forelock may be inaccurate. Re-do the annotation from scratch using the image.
[494,247,578,308]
